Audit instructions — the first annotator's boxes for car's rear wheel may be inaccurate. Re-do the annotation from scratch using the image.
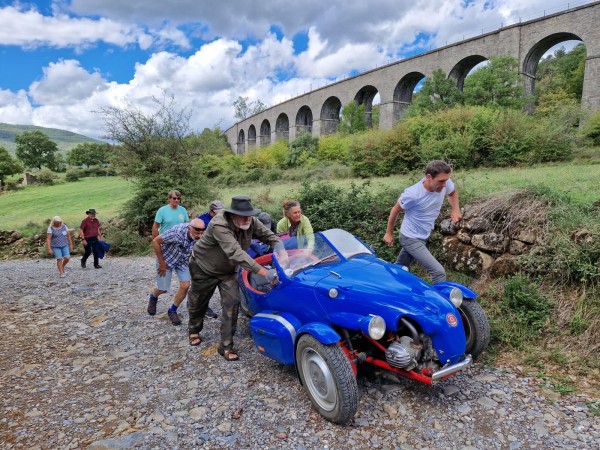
[295,334,358,425]
[458,300,490,359]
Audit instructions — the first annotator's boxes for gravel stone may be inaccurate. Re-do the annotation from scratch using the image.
[1,256,598,449]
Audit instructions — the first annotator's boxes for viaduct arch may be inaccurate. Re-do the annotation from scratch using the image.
[227,1,600,153]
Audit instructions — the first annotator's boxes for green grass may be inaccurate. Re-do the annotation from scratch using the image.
[2,161,600,231]
[0,177,133,230]
[215,161,600,210]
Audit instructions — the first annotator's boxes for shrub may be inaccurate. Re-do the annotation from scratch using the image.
[4,180,22,191]
[528,117,573,163]
[36,168,57,185]
[318,134,350,163]
[65,169,81,182]
[502,274,553,331]
[286,132,318,168]
[102,223,151,256]
[581,110,600,145]
[484,110,533,166]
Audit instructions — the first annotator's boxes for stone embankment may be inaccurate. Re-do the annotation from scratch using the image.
[1,256,598,449]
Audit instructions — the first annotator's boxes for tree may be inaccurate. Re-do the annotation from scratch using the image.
[0,147,23,186]
[184,127,230,156]
[234,96,267,120]
[536,43,586,101]
[463,56,525,109]
[407,69,464,116]
[66,142,111,167]
[100,94,213,232]
[15,131,58,170]
[338,100,367,134]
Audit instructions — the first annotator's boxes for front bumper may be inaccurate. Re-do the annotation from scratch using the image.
[431,354,473,383]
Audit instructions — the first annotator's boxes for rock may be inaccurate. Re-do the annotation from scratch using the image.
[471,233,509,253]
[514,229,537,244]
[508,240,529,255]
[440,219,457,235]
[462,217,491,232]
[489,254,519,278]
[457,229,472,244]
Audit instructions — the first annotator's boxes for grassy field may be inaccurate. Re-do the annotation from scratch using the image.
[0,177,133,230]
[1,161,599,231]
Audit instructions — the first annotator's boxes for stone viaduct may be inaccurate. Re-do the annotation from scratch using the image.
[225,1,600,153]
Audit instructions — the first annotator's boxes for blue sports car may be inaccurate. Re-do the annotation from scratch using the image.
[239,228,490,424]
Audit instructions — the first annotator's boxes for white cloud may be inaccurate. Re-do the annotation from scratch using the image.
[29,60,108,105]
[0,89,33,123]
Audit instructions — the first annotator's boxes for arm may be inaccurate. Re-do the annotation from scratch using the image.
[152,221,160,239]
[152,235,168,276]
[79,227,87,247]
[447,190,462,223]
[46,233,52,253]
[97,224,104,241]
[383,202,403,246]
[66,227,73,250]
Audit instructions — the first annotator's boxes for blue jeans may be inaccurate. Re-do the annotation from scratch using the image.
[395,234,446,284]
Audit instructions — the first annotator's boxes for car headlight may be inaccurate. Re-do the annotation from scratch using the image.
[367,315,386,340]
[449,287,463,308]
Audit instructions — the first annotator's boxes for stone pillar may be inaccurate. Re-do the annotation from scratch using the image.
[378,101,395,130]
[582,53,600,111]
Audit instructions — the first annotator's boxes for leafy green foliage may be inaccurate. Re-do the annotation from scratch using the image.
[15,130,59,170]
[66,142,111,167]
[502,275,553,331]
[35,168,58,185]
[100,94,214,233]
[102,223,151,256]
[338,101,367,134]
[286,132,318,168]
[407,69,463,116]
[464,56,525,109]
[0,147,23,184]
[297,181,399,260]
[233,96,267,120]
[536,44,586,101]
[317,134,351,163]
[581,110,600,146]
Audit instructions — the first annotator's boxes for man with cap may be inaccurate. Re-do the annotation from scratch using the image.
[187,196,284,361]
[197,199,224,227]
[79,208,104,269]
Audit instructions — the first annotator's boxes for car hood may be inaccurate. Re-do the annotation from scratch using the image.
[311,256,459,331]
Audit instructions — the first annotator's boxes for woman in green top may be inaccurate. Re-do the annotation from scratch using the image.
[276,200,314,249]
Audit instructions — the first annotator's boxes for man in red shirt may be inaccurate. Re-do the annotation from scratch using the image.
[79,208,104,269]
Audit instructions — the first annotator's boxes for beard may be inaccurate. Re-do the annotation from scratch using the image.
[232,216,251,230]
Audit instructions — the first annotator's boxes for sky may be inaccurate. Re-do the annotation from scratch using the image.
[0,0,591,140]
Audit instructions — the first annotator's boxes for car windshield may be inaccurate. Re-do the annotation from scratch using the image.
[274,229,373,276]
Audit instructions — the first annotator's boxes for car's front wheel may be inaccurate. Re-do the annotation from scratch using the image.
[295,334,358,425]
[458,300,490,359]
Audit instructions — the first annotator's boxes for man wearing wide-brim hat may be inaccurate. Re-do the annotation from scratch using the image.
[79,208,104,269]
[187,196,285,361]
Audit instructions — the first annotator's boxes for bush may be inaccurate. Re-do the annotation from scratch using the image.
[102,223,151,256]
[286,132,318,168]
[65,169,81,182]
[581,110,600,145]
[297,180,398,260]
[317,134,351,163]
[3,180,22,191]
[484,110,533,166]
[36,168,58,185]
[502,274,553,331]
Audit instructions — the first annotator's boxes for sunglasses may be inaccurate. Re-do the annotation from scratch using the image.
[170,196,181,200]
[191,226,206,232]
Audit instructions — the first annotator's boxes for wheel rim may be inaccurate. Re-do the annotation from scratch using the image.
[301,347,337,412]
[459,308,474,351]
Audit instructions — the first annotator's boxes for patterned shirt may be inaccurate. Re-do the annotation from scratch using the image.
[160,223,195,270]
[47,224,70,248]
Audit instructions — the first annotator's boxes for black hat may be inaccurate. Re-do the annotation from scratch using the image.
[225,196,261,217]
[86,208,98,215]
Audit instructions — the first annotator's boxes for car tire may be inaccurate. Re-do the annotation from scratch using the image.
[458,300,491,359]
[295,334,358,425]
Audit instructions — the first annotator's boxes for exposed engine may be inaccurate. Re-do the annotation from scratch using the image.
[385,335,422,370]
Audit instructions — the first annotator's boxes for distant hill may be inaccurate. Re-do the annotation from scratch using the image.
[0,123,102,155]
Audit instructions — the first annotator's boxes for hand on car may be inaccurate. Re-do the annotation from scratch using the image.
[265,269,279,285]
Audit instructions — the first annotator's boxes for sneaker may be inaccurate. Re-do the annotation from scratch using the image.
[206,307,218,319]
[147,295,158,316]
[81,259,86,268]
[168,310,182,326]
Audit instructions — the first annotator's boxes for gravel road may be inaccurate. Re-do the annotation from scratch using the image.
[1,256,598,449]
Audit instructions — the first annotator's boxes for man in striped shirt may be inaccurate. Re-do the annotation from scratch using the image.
[147,218,206,326]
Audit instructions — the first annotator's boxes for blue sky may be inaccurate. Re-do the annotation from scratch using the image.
[0,0,590,139]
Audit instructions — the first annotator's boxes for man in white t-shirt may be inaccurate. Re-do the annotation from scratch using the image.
[383,160,462,284]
